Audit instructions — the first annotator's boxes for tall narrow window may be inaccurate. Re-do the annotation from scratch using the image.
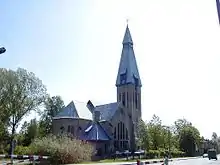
[135,92,138,109]
[67,125,71,133]
[117,123,120,140]
[120,122,122,139]
[122,92,125,106]
[114,141,118,149]
[71,126,74,136]
[122,123,125,139]
[120,141,123,149]
[114,127,116,139]
[127,92,129,107]
[133,92,135,108]
[60,126,65,134]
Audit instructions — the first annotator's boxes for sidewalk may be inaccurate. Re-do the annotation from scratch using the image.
[69,156,201,165]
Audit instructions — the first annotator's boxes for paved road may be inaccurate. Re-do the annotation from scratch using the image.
[157,155,220,165]
[78,156,219,165]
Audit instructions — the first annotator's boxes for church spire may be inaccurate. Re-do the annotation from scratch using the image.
[116,25,142,87]
[122,25,133,45]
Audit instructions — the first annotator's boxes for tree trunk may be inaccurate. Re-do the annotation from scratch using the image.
[9,124,16,155]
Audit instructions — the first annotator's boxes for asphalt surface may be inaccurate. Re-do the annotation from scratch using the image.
[73,156,220,165]
[151,155,220,165]
[0,156,218,165]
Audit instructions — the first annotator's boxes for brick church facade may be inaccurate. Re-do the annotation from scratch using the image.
[52,25,142,156]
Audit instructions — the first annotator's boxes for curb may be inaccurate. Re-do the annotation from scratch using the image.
[68,157,201,165]
[140,157,200,164]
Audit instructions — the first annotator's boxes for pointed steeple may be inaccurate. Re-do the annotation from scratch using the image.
[116,25,142,87]
[123,25,133,45]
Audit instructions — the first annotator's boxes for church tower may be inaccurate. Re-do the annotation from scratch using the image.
[116,25,142,151]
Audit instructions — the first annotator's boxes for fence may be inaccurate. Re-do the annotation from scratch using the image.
[0,154,49,165]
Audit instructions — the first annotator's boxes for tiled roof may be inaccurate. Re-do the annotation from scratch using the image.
[54,100,120,121]
[54,101,78,118]
[116,25,142,87]
[95,102,120,121]
[81,122,111,141]
[54,101,93,120]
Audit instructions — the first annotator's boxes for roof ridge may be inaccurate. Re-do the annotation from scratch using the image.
[96,102,117,107]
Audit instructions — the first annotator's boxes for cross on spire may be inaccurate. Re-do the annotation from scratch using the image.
[126,18,129,25]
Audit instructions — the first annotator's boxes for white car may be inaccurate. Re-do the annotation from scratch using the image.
[203,153,208,158]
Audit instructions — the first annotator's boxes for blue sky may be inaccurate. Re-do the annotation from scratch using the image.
[1,0,220,139]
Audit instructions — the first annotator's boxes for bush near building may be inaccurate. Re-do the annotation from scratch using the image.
[145,149,185,159]
[14,135,94,164]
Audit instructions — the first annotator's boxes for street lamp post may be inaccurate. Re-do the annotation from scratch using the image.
[0,47,6,55]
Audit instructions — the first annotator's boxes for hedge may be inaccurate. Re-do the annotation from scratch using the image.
[14,146,31,155]
[145,149,185,159]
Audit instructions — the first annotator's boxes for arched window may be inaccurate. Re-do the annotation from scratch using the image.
[71,126,74,136]
[127,92,129,107]
[114,122,129,151]
[122,123,125,139]
[114,127,116,139]
[60,126,65,134]
[77,127,82,138]
[117,123,120,140]
[135,92,138,109]
[67,125,71,133]
[122,93,125,106]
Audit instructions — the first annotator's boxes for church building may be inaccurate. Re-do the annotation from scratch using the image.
[52,25,142,156]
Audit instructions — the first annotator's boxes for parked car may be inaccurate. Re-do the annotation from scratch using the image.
[203,153,208,158]
[208,149,217,160]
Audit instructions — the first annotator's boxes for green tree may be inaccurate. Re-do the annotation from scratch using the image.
[0,69,12,127]
[174,118,191,135]
[0,122,9,154]
[0,68,46,153]
[137,119,149,150]
[178,125,200,156]
[38,96,64,137]
[20,119,38,146]
[147,115,163,150]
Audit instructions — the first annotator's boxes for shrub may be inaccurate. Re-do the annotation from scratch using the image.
[170,150,185,157]
[29,134,94,164]
[14,146,31,155]
[145,149,185,159]
[146,150,160,159]
[158,148,166,157]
